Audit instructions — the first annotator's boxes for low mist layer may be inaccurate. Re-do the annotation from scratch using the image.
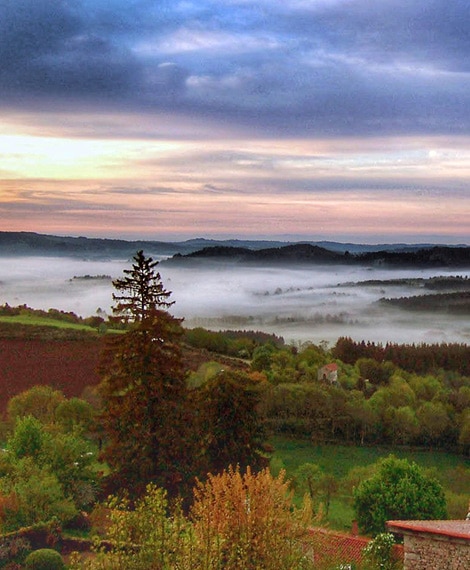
[0,256,469,346]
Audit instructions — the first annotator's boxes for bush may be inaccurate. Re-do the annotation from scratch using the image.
[362,533,400,570]
[24,548,65,570]
[0,536,31,569]
[354,455,447,535]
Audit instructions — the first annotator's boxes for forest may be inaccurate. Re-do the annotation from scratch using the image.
[0,252,469,569]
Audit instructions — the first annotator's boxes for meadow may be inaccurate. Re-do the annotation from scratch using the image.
[270,435,470,529]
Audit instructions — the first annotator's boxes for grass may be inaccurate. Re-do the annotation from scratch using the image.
[270,435,470,530]
[0,314,96,331]
[270,435,469,478]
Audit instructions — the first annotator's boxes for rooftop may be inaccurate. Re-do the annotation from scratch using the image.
[387,520,470,541]
[309,527,403,566]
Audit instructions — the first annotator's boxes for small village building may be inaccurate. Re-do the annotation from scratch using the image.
[387,520,470,570]
[317,363,338,384]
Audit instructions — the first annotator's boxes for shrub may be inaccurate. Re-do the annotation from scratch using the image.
[69,468,315,570]
[0,536,31,569]
[190,466,314,570]
[24,548,65,570]
[362,533,399,570]
[354,455,447,535]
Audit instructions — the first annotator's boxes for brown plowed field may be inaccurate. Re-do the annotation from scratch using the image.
[0,339,103,414]
[0,333,249,415]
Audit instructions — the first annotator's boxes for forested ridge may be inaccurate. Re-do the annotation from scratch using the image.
[171,243,470,267]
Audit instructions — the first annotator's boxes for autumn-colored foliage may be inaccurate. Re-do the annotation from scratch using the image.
[69,467,315,570]
[190,466,313,570]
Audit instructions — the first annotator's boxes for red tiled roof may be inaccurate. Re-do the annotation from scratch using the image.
[308,527,404,566]
[388,520,470,541]
[308,528,370,566]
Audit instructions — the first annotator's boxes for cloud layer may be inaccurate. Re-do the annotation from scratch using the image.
[1,0,469,137]
[0,1,468,242]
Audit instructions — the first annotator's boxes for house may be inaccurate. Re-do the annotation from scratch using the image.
[318,363,338,384]
[387,520,470,570]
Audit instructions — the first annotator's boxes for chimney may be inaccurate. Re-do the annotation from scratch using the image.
[351,520,359,536]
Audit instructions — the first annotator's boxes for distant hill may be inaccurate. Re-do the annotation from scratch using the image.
[0,232,185,258]
[171,243,345,264]
[356,246,470,268]
[169,243,470,268]
[0,232,468,263]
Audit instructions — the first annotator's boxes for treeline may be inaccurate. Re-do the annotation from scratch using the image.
[379,291,470,313]
[247,339,470,451]
[0,304,106,329]
[183,326,284,358]
[332,337,470,376]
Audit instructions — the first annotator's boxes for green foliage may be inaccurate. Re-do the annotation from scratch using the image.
[7,387,65,425]
[458,410,470,451]
[198,370,269,473]
[445,490,470,519]
[295,463,324,501]
[294,463,338,516]
[0,460,77,531]
[72,468,314,570]
[416,401,450,445]
[251,343,277,372]
[185,327,283,358]
[362,533,399,570]
[0,409,97,531]
[353,455,447,535]
[270,436,467,530]
[258,337,469,449]
[54,398,95,434]
[187,361,224,388]
[184,327,229,354]
[357,358,394,385]
[0,304,102,334]
[6,417,48,460]
[24,548,65,570]
[85,484,190,569]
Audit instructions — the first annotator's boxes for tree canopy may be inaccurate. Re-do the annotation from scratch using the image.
[112,250,173,323]
[353,455,447,535]
[99,251,193,496]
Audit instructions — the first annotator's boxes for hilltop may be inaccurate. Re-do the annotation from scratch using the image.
[0,231,467,260]
[168,243,470,268]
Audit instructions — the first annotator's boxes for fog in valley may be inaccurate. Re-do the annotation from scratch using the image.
[0,255,469,346]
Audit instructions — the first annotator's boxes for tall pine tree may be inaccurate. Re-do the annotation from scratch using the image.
[99,251,192,496]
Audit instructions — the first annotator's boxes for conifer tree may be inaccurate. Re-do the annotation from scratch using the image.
[112,249,173,323]
[99,251,192,496]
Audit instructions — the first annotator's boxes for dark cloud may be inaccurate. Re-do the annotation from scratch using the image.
[0,0,469,136]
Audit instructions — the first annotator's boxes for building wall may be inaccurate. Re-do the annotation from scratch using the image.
[403,534,470,570]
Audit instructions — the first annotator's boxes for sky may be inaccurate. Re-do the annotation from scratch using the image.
[0,0,469,244]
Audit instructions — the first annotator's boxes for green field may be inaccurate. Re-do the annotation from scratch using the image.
[270,435,470,530]
[0,314,96,331]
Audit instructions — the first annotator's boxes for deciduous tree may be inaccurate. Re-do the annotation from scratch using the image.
[198,370,269,473]
[354,455,447,535]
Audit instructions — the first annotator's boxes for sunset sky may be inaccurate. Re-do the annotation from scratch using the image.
[0,1,469,243]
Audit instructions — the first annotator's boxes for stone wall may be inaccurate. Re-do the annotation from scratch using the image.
[403,533,470,570]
